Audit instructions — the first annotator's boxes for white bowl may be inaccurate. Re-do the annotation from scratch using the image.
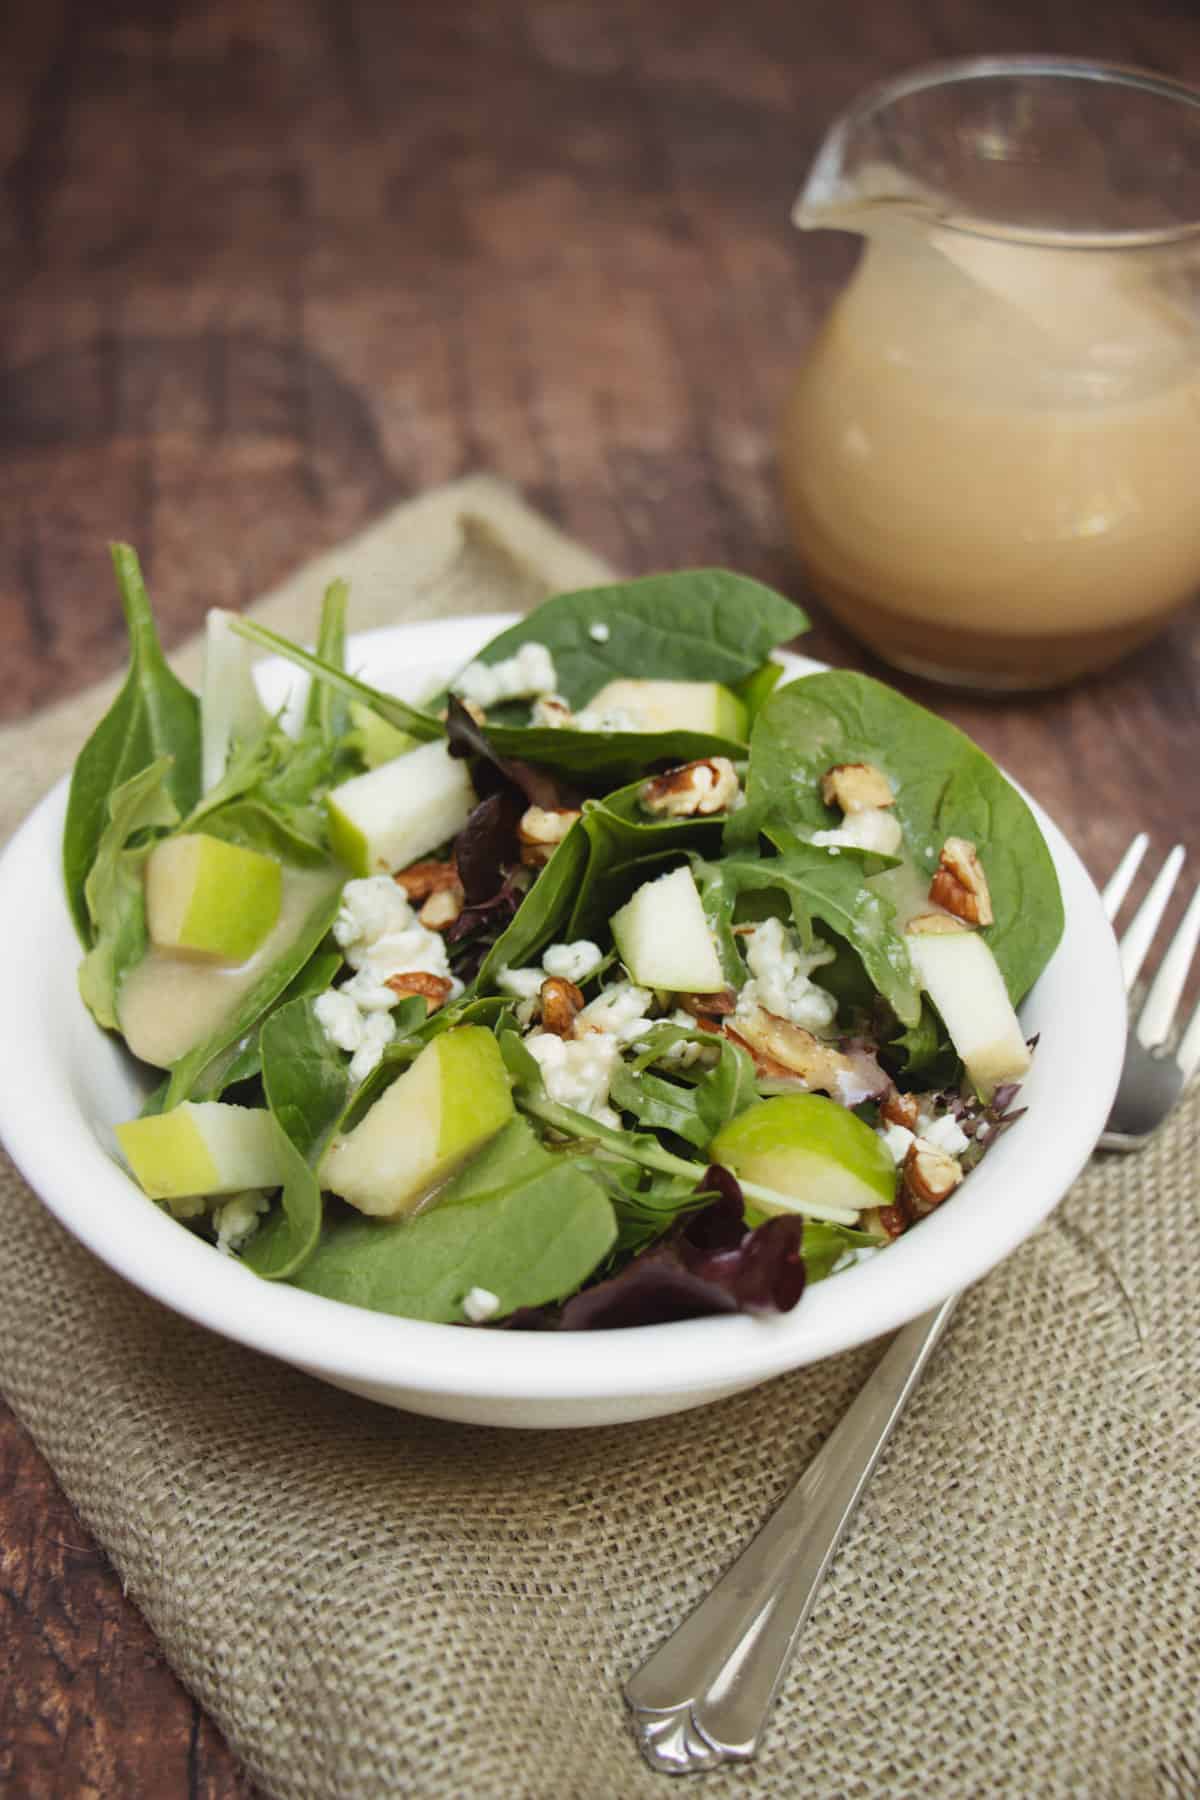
[0,616,1126,1428]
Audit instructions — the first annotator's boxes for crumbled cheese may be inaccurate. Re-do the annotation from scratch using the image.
[588,621,611,643]
[542,939,604,984]
[213,1190,270,1257]
[813,807,904,856]
[573,704,640,734]
[659,1010,719,1069]
[917,1110,971,1157]
[525,1030,621,1128]
[576,980,657,1045]
[317,877,462,1080]
[462,1285,501,1323]
[495,965,545,1001]
[529,694,575,728]
[735,918,838,1032]
[451,641,558,707]
[880,1122,916,1165]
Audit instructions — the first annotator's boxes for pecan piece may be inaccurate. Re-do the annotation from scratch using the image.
[820,761,895,814]
[639,757,740,819]
[928,836,994,927]
[394,858,461,901]
[902,1139,964,1217]
[880,1089,920,1131]
[864,1203,909,1242]
[724,1005,889,1107]
[385,971,453,1013]
[539,976,585,1037]
[677,988,738,1019]
[518,805,581,868]
[418,885,464,931]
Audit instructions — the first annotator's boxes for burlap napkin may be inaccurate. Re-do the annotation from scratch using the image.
[1,477,1196,1800]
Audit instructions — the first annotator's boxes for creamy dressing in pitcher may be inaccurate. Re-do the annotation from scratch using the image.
[781,196,1200,685]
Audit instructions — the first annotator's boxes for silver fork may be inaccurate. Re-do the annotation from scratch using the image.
[624,834,1199,1776]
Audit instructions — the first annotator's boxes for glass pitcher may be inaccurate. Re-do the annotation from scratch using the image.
[779,58,1200,690]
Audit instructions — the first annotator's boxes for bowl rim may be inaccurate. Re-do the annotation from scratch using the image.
[0,614,1127,1407]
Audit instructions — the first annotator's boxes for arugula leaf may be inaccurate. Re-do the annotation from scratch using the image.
[443,570,808,708]
[612,1028,757,1149]
[304,580,351,749]
[801,1220,879,1283]
[77,759,179,1030]
[64,545,201,945]
[734,672,1063,1002]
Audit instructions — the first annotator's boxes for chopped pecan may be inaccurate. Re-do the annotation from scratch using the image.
[539,976,585,1037]
[394,858,461,901]
[820,761,896,814]
[384,971,453,1013]
[906,910,969,936]
[725,1006,889,1107]
[418,885,464,931]
[881,1090,920,1131]
[518,805,581,868]
[677,988,738,1019]
[865,1203,909,1242]
[902,1139,964,1217]
[639,757,740,819]
[928,836,994,927]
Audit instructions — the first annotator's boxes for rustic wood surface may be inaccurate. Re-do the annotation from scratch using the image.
[3,1,1199,1792]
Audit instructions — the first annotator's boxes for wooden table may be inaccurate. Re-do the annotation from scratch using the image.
[3,2,1198,1792]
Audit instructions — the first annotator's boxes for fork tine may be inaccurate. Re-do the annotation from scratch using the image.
[1102,831,1149,923]
[1136,880,1200,1047]
[1176,996,1200,1084]
[1118,845,1185,990]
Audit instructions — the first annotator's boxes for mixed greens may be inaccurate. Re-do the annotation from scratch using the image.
[66,547,1063,1329]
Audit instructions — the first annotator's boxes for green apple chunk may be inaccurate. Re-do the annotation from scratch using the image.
[144,833,282,962]
[326,738,474,876]
[349,701,417,769]
[587,677,747,740]
[320,1026,514,1218]
[906,929,1032,1099]
[610,864,725,993]
[116,1102,284,1201]
[710,1094,896,1218]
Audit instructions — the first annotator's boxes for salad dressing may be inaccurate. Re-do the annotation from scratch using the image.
[118,865,339,1069]
[781,183,1200,686]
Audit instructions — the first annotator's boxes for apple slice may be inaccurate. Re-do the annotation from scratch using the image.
[710,1093,896,1217]
[144,833,282,962]
[116,1101,284,1201]
[585,677,747,740]
[320,1025,514,1217]
[906,929,1032,1099]
[610,864,726,993]
[326,738,475,876]
[350,701,417,769]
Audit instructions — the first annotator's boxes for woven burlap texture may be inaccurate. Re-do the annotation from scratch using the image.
[0,477,1196,1800]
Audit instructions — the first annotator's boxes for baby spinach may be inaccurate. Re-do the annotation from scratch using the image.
[243,997,351,1280]
[188,947,344,1101]
[291,1120,617,1323]
[474,722,746,789]
[442,570,808,708]
[64,545,201,945]
[732,672,1063,1002]
[160,867,345,1110]
[609,1031,756,1152]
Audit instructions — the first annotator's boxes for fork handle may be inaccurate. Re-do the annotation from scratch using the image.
[624,1294,960,1774]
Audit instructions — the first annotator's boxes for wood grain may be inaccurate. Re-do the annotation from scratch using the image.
[2,0,1198,1791]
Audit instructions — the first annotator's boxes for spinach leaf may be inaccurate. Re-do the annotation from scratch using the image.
[242,997,351,1280]
[475,723,746,789]
[290,1121,617,1323]
[733,660,784,731]
[802,1220,879,1283]
[475,819,590,989]
[444,570,808,708]
[77,759,179,1030]
[230,616,444,743]
[64,545,201,945]
[161,866,345,1110]
[735,672,1063,1002]
[189,947,343,1100]
[612,1028,757,1150]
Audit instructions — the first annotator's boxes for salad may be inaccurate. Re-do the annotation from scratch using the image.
[65,547,1063,1329]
